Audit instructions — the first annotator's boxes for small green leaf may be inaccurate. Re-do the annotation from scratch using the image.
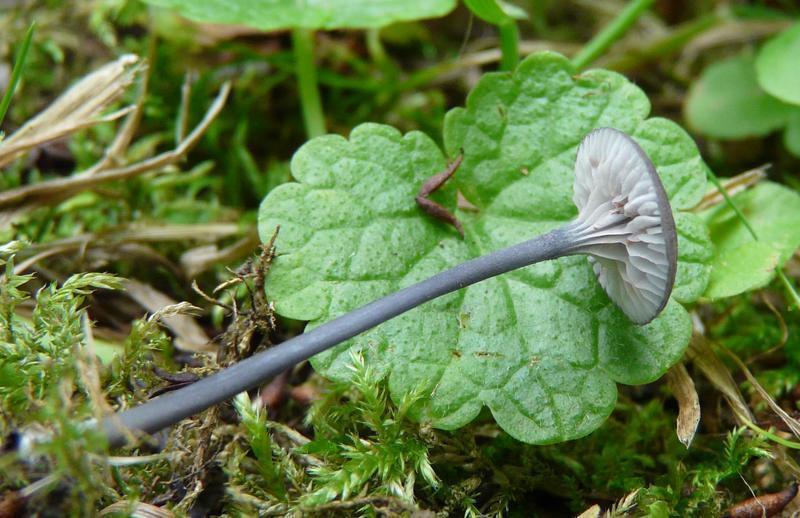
[705,242,778,299]
[756,23,800,106]
[685,54,791,139]
[701,181,800,299]
[784,110,800,157]
[142,0,457,30]
[463,0,513,25]
[259,52,712,444]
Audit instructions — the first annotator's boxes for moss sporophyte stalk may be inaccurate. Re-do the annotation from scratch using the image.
[96,128,678,447]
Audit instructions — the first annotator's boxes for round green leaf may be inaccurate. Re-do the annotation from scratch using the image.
[259,52,711,444]
[705,242,778,300]
[143,0,456,30]
[685,54,791,139]
[756,23,800,106]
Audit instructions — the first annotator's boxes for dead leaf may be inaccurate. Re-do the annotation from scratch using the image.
[124,279,213,353]
[687,332,754,424]
[666,362,701,448]
[576,504,601,518]
[723,481,798,518]
[99,501,174,518]
[180,228,260,277]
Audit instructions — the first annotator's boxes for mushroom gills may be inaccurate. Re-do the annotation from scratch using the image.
[567,127,678,325]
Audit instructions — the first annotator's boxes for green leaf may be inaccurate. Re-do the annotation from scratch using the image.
[463,0,513,25]
[704,242,778,299]
[701,181,800,299]
[673,212,713,303]
[142,0,457,30]
[756,23,800,106]
[685,54,791,139]
[784,110,800,157]
[259,52,711,444]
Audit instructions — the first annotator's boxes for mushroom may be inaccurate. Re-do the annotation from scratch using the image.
[568,127,677,324]
[96,128,678,446]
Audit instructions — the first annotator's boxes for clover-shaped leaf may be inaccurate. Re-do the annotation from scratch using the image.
[259,52,712,444]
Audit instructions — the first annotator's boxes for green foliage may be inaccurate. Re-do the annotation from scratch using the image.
[300,352,439,506]
[104,307,175,404]
[0,22,35,130]
[142,0,457,30]
[685,54,795,139]
[234,392,287,499]
[702,181,800,299]
[685,23,800,157]
[756,22,800,106]
[0,246,123,416]
[259,51,712,445]
[785,110,800,156]
[463,0,518,24]
[225,354,440,515]
[640,427,773,516]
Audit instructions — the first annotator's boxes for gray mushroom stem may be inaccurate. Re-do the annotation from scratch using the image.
[100,127,677,447]
[103,225,578,447]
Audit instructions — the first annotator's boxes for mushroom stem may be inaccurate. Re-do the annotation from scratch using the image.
[100,127,678,447]
[103,225,576,447]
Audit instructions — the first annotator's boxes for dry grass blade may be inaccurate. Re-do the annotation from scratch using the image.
[666,362,701,448]
[693,166,769,212]
[180,228,260,278]
[0,82,231,219]
[0,54,142,167]
[577,489,641,517]
[687,333,754,423]
[10,224,242,278]
[99,501,174,518]
[721,345,800,439]
[85,56,150,176]
[124,279,213,353]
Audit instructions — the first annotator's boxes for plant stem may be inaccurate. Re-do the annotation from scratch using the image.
[0,22,35,129]
[292,28,325,139]
[498,22,520,71]
[741,419,800,450]
[102,226,575,447]
[365,28,398,78]
[571,0,655,70]
[601,13,719,72]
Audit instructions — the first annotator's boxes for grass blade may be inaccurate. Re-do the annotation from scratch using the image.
[0,22,35,129]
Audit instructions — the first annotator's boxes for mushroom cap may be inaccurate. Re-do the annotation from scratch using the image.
[570,128,677,325]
